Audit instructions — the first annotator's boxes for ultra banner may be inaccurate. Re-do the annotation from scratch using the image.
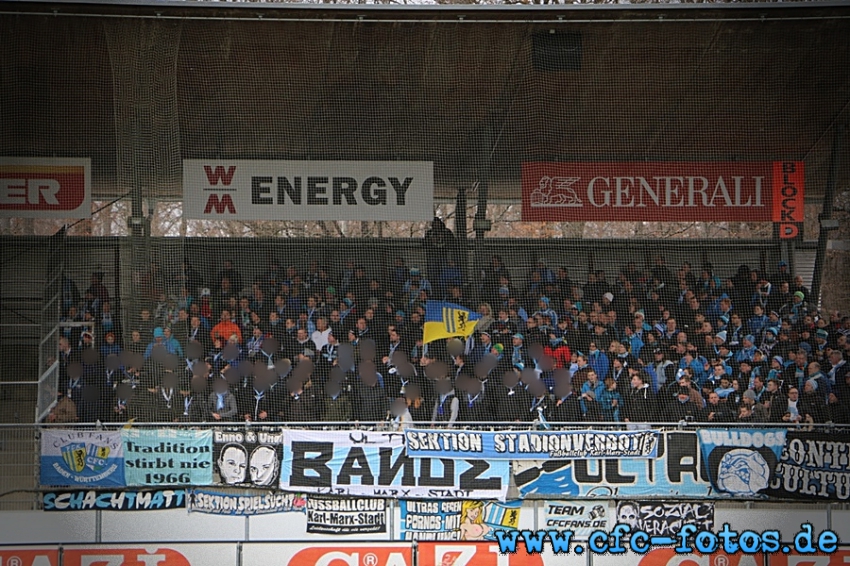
[187,488,306,516]
[306,496,387,535]
[183,160,434,221]
[40,430,124,487]
[43,489,185,511]
[399,500,521,541]
[764,431,850,501]
[513,431,715,498]
[522,161,804,239]
[280,430,510,500]
[122,428,213,487]
[213,427,283,488]
[404,429,658,461]
[697,428,785,497]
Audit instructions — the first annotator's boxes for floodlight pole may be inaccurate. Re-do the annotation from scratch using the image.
[810,124,844,307]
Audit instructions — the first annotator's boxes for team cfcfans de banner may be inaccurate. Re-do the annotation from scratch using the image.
[404,429,659,461]
[280,429,510,500]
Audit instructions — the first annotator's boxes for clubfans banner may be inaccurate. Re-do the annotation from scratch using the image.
[513,431,714,498]
[543,501,609,540]
[399,500,520,541]
[404,429,658,460]
[280,430,510,500]
[697,428,785,497]
[183,160,433,221]
[187,488,306,516]
[43,489,185,511]
[522,161,804,239]
[614,501,714,537]
[0,157,91,218]
[765,431,850,501]
[122,428,213,487]
[40,430,124,488]
[213,427,283,488]
[306,496,387,535]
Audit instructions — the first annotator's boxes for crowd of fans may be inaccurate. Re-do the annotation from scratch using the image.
[49,222,850,427]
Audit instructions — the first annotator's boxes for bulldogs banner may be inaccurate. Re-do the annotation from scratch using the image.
[765,431,850,501]
[697,428,785,497]
[404,429,658,461]
[614,501,714,537]
[280,430,510,500]
[400,500,521,541]
[213,427,283,488]
[306,496,387,535]
[122,428,213,487]
[187,488,306,516]
[513,431,715,499]
[40,430,124,487]
[543,501,609,540]
[43,489,185,511]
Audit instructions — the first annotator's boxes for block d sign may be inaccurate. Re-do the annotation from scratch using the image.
[0,158,91,218]
[183,160,433,221]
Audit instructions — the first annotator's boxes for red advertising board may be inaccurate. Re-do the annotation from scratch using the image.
[417,542,550,566]
[0,548,59,566]
[521,161,803,238]
[0,158,91,218]
[770,549,850,566]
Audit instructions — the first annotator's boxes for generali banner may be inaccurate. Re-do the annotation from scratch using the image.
[183,160,433,221]
[0,158,91,218]
[522,162,804,238]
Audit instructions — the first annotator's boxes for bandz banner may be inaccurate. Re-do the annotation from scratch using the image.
[404,429,658,461]
[213,427,283,488]
[697,428,785,497]
[280,430,510,500]
[521,161,805,240]
[513,431,715,498]
[184,160,434,221]
[122,428,213,487]
[40,430,125,487]
[543,501,609,540]
[187,488,306,516]
[43,489,185,511]
[306,496,387,535]
[400,500,520,541]
[765,431,850,501]
[614,501,714,537]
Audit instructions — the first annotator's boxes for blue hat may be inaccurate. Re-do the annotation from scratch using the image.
[745,334,756,343]
[766,327,779,335]
[342,298,353,308]
[540,297,550,305]
[396,310,406,318]
[499,286,510,295]
[513,333,524,341]
[799,342,812,354]
[410,268,421,276]
[779,261,788,267]
[816,329,829,339]
[715,331,727,343]
[153,327,164,338]
[719,315,730,325]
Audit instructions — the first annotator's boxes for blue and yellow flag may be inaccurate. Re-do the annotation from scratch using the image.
[423,301,482,344]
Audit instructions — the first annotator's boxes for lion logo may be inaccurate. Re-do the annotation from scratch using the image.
[530,176,582,207]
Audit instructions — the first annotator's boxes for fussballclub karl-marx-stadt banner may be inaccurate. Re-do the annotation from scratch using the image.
[0,157,91,218]
[183,160,434,221]
[522,161,804,239]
